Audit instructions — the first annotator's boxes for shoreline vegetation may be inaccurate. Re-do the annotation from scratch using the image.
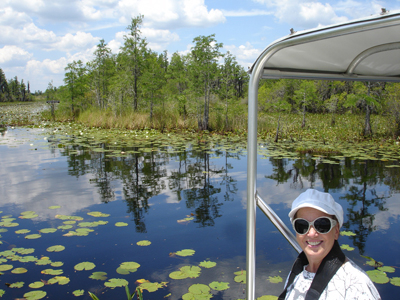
[1,15,400,153]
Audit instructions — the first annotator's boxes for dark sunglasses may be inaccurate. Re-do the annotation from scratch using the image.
[292,217,337,235]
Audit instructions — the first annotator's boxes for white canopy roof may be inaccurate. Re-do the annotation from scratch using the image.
[249,9,400,82]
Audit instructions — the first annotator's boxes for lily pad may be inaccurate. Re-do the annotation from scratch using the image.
[23,290,47,300]
[209,281,230,291]
[20,211,39,219]
[169,265,201,279]
[25,234,41,240]
[48,206,61,209]
[139,281,167,292]
[15,229,31,234]
[40,228,57,234]
[9,281,24,288]
[340,231,356,236]
[104,278,128,289]
[0,264,13,271]
[366,270,389,284]
[87,211,110,217]
[74,261,96,271]
[29,281,45,289]
[175,249,195,257]
[137,240,151,246]
[256,296,278,300]
[234,270,246,284]
[46,245,65,252]
[390,277,400,286]
[73,289,85,296]
[41,269,63,275]
[268,276,283,283]
[199,260,216,268]
[340,244,355,251]
[115,222,128,227]
[378,266,395,273]
[89,271,107,280]
[11,267,28,274]
[48,276,70,285]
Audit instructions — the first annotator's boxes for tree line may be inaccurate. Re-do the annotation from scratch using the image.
[0,68,32,102]
[46,15,249,131]
[42,14,400,136]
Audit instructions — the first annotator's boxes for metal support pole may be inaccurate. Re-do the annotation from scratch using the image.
[246,63,260,300]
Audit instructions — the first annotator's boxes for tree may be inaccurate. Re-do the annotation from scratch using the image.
[294,80,317,128]
[90,39,114,109]
[120,15,147,111]
[190,34,223,131]
[167,52,190,119]
[64,60,87,116]
[0,68,8,102]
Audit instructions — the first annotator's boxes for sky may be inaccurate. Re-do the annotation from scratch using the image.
[1,0,399,92]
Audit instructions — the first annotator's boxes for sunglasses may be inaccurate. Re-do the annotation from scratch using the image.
[292,217,337,235]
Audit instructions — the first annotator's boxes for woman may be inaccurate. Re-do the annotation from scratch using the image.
[279,189,381,300]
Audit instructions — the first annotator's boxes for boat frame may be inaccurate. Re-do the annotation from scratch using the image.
[246,9,400,300]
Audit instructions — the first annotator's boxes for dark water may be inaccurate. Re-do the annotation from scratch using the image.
[0,127,399,299]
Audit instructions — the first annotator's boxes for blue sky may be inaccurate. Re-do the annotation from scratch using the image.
[1,0,399,92]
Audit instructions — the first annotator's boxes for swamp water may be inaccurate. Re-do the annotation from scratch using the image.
[0,125,400,300]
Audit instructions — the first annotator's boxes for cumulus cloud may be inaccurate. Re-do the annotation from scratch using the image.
[253,0,349,29]
[117,0,225,29]
[0,45,33,66]
[224,42,261,69]
[222,9,273,17]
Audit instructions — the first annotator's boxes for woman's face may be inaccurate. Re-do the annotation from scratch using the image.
[295,207,340,267]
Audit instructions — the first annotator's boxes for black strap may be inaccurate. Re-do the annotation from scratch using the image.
[278,240,345,300]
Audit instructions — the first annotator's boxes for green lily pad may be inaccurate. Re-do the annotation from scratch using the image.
[340,231,356,236]
[73,289,85,296]
[139,281,167,292]
[19,256,37,263]
[74,261,96,271]
[46,245,65,252]
[366,270,389,284]
[175,249,195,257]
[23,290,47,300]
[25,234,41,239]
[256,296,278,300]
[29,281,45,289]
[40,228,57,234]
[89,271,107,280]
[199,260,216,268]
[11,267,28,274]
[41,269,63,275]
[119,261,140,271]
[20,211,39,219]
[209,281,230,291]
[115,222,128,227]
[87,211,110,217]
[340,244,355,251]
[48,276,70,285]
[51,261,64,267]
[137,240,151,246]
[268,276,283,283]
[15,229,31,234]
[48,206,61,209]
[57,225,73,230]
[234,270,246,284]
[104,278,128,289]
[9,281,24,288]
[0,264,13,271]
[378,266,395,273]
[390,277,400,286]
[169,265,201,279]
[183,284,212,299]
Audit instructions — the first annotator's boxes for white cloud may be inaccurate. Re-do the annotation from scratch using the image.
[117,0,225,29]
[254,0,349,29]
[53,31,99,52]
[0,45,33,66]
[224,42,261,69]
[222,9,273,17]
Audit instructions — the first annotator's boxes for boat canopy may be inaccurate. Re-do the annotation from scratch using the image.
[246,9,400,300]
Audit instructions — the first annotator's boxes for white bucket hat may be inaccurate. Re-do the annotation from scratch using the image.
[289,189,344,228]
